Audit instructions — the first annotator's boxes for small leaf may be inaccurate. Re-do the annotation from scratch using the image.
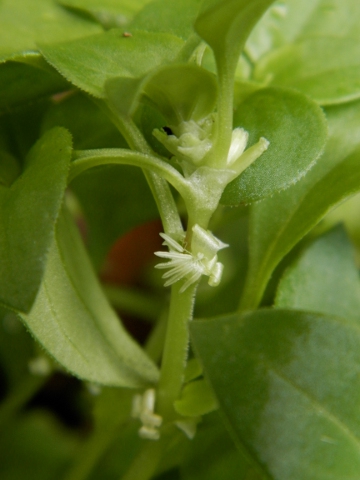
[254,37,360,105]
[240,100,360,310]
[40,30,184,98]
[174,379,218,417]
[18,209,159,388]
[221,87,327,204]
[0,0,101,61]
[0,127,71,313]
[191,309,360,479]
[276,226,360,321]
[195,0,275,76]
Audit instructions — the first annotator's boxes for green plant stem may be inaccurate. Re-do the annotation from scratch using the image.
[121,439,164,480]
[94,100,184,241]
[156,282,197,421]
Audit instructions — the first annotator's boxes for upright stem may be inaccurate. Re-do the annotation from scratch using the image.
[156,282,197,421]
[121,439,164,480]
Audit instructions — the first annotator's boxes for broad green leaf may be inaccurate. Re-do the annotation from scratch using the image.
[276,226,360,321]
[40,30,184,98]
[0,0,101,61]
[71,165,159,268]
[129,0,202,40]
[240,100,360,310]
[191,309,360,480]
[19,209,159,387]
[254,37,360,105]
[221,87,327,204]
[195,0,275,76]
[247,0,360,61]
[174,378,218,417]
[59,0,154,28]
[0,55,68,113]
[0,127,71,313]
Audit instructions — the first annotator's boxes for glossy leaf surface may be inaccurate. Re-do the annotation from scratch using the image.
[19,210,159,387]
[221,87,327,204]
[254,37,360,105]
[40,30,184,98]
[240,100,360,309]
[0,128,71,313]
[191,309,360,479]
[276,226,360,320]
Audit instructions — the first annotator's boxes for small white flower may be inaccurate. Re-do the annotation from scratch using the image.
[132,388,163,440]
[227,127,270,174]
[155,225,228,293]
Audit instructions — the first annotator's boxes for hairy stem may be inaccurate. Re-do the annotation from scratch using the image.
[156,282,197,422]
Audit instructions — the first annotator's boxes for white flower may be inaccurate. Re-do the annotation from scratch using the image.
[155,225,228,293]
[132,388,163,440]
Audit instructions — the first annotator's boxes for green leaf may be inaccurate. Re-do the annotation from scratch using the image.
[0,55,68,113]
[71,165,159,267]
[41,92,127,150]
[240,99,360,310]
[0,151,20,187]
[18,209,159,388]
[247,0,360,61]
[191,309,360,479]
[0,0,101,61]
[276,226,360,321]
[129,0,202,40]
[254,37,360,105]
[59,0,154,29]
[195,0,275,76]
[174,378,218,417]
[0,127,71,313]
[40,30,184,98]
[221,87,327,204]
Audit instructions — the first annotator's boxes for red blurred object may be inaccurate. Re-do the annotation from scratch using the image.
[101,219,163,286]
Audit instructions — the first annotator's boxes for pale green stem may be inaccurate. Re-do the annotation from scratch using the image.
[156,282,197,422]
[93,99,184,241]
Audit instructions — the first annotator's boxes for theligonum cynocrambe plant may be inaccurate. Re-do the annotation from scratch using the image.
[2,0,360,479]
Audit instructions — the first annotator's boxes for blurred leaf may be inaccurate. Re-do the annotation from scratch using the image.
[129,0,202,40]
[254,37,360,105]
[0,128,71,313]
[41,92,127,150]
[0,0,101,61]
[276,226,360,321]
[40,30,184,98]
[0,151,20,186]
[71,165,159,267]
[0,412,79,480]
[247,0,360,61]
[0,55,68,113]
[221,87,327,204]
[240,100,360,310]
[191,309,360,479]
[19,209,159,387]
